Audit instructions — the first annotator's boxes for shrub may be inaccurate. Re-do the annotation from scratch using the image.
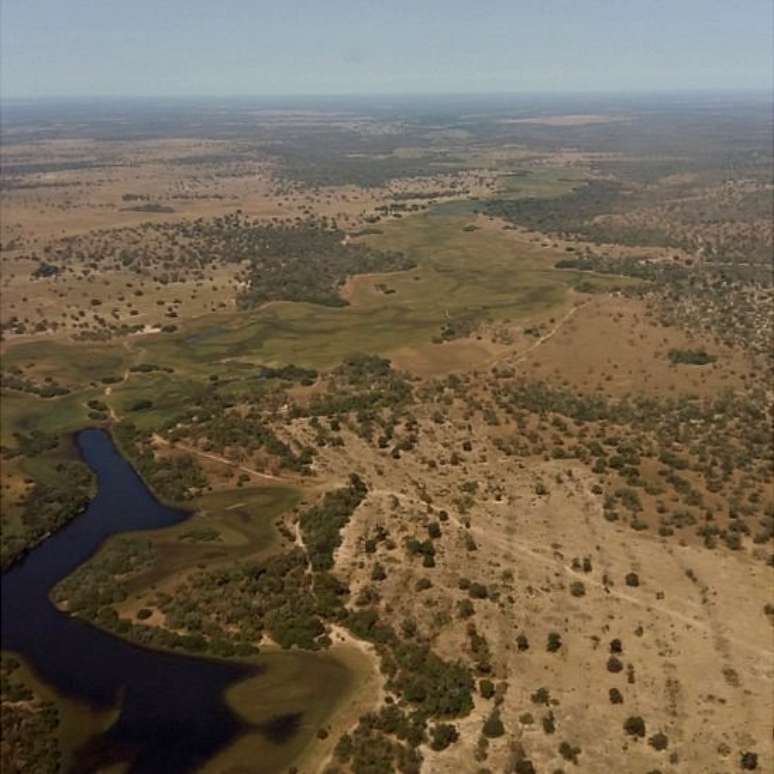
[625,572,640,587]
[457,599,475,619]
[547,632,562,652]
[559,741,581,764]
[648,732,669,751]
[429,723,458,751]
[479,679,495,699]
[531,687,550,705]
[371,563,387,581]
[569,581,586,597]
[623,716,646,738]
[301,474,368,570]
[607,656,624,673]
[668,348,717,366]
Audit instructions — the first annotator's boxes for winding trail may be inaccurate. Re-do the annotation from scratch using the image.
[500,298,591,368]
[150,434,286,483]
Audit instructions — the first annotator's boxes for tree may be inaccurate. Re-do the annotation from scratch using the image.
[625,572,640,587]
[479,679,495,699]
[607,656,624,673]
[648,732,669,751]
[623,716,646,738]
[609,687,624,704]
[429,723,458,751]
[547,632,562,652]
[482,709,505,738]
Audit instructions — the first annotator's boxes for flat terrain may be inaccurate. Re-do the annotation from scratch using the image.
[1,95,772,774]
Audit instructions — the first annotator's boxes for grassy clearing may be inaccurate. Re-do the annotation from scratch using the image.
[135,213,620,373]
[107,373,207,431]
[0,389,98,540]
[2,339,130,384]
[0,389,97,445]
[494,165,589,199]
[117,484,301,598]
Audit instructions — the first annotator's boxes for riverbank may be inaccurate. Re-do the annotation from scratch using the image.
[2,428,369,773]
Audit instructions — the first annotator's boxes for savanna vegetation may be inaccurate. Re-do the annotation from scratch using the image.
[2,94,771,774]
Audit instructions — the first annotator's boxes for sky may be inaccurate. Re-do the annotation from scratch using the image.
[1,0,772,98]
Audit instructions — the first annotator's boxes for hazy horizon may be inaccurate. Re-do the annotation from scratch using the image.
[2,0,772,99]
[1,87,772,103]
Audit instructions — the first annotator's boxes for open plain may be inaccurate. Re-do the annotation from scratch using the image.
[1,95,772,774]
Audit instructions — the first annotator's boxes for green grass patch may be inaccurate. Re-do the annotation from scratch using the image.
[136,213,611,372]
[2,340,130,385]
[495,165,589,199]
[116,484,301,596]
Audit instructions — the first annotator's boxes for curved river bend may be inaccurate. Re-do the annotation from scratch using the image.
[1,428,290,772]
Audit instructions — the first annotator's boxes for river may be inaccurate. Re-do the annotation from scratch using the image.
[1,428,343,773]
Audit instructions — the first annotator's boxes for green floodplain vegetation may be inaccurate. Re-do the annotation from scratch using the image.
[3,211,625,383]
[140,212,622,372]
[0,651,121,773]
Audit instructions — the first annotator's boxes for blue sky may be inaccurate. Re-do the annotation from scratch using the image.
[1,0,772,97]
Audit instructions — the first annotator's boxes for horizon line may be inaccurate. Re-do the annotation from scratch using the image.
[2,86,772,103]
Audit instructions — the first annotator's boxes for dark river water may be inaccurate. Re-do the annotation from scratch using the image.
[1,428,260,773]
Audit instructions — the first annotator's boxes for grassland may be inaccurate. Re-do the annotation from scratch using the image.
[1,211,628,391]
[112,484,301,601]
[493,165,589,199]
[101,214,628,377]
